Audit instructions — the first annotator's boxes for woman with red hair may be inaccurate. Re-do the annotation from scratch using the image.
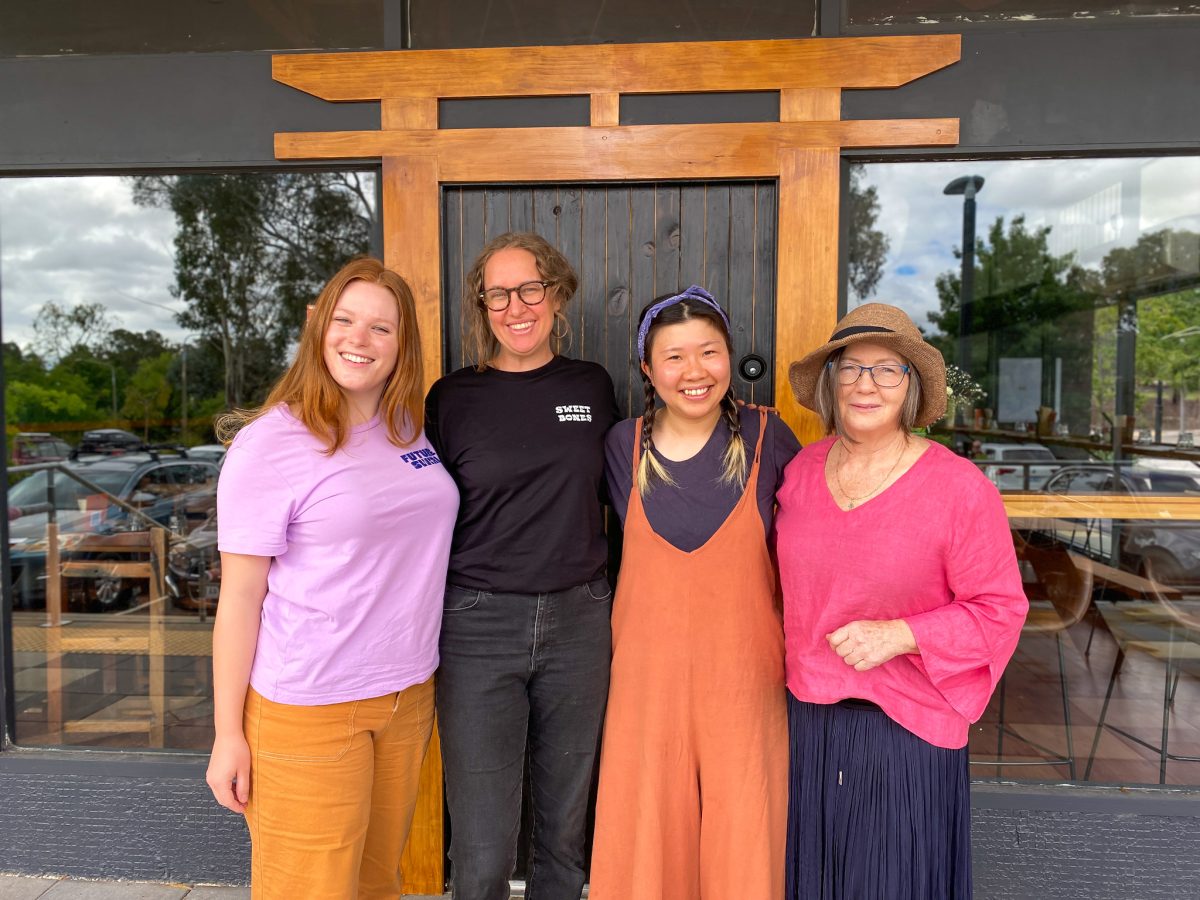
[205,257,459,899]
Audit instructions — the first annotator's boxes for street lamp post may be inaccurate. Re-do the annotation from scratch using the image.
[944,175,985,376]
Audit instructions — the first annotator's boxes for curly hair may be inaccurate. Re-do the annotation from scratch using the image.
[463,231,578,370]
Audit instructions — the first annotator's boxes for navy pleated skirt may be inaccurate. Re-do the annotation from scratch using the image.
[785,694,972,900]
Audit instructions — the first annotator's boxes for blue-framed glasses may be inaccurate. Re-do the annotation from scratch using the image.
[829,362,910,388]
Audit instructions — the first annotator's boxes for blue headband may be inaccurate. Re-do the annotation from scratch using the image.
[636,285,731,361]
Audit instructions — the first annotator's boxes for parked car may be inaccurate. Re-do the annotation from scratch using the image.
[1037,464,1200,591]
[7,453,220,612]
[185,443,227,466]
[976,441,1060,491]
[11,432,72,467]
[73,428,145,457]
[166,513,221,611]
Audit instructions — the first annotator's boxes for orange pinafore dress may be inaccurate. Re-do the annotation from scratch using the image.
[589,412,787,900]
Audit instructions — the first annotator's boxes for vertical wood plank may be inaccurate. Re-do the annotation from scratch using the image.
[629,186,656,406]
[557,187,586,357]
[384,156,442,396]
[704,182,731,310]
[779,88,841,122]
[679,184,706,287]
[533,186,560,245]
[381,97,438,130]
[605,186,633,412]
[461,188,487,278]
[590,92,620,126]
[399,723,444,896]
[581,186,608,366]
[149,527,166,747]
[776,148,839,444]
[442,186,464,373]
[458,189,486,369]
[484,189,510,240]
[382,160,444,896]
[585,188,614,367]
[511,187,534,233]
[753,182,778,407]
[727,182,756,400]
[653,184,682,298]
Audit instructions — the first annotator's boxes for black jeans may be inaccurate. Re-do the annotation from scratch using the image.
[437,578,613,900]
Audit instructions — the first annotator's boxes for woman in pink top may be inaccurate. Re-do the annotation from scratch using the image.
[205,258,459,898]
[774,304,1027,900]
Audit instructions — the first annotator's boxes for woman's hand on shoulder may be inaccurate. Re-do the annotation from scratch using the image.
[207,732,252,813]
[826,618,917,671]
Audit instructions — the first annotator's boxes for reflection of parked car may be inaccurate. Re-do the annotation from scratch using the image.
[976,442,1059,491]
[167,514,221,611]
[7,454,220,611]
[1039,465,1200,591]
[186,444,227,466]
[12,432,72,467]
[73,428,145,457]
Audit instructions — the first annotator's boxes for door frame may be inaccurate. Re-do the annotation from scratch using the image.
[271,36,963,892]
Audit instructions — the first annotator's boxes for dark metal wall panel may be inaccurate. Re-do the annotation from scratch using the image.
[440,183,777,418]
[843,24,1200,155]
[2,23,1199,173]
[0,53,379,172]
[408,0,817,48]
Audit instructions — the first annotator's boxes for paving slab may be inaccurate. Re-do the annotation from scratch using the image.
[179,890,248,899]
[0,874,59,899]
[41,883,187,900]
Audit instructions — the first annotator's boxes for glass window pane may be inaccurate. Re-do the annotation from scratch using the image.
[846,1,1200,27]
[1,0,383,58]
[994,519,1200,785]
[850,156,1200,786]
[3,170,376,750]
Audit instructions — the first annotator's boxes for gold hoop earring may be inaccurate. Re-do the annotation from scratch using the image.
[552,309,570,341]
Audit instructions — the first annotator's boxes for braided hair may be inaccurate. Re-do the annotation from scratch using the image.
[635,293,747,497]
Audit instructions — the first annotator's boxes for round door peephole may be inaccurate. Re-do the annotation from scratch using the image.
[738,354,767,383]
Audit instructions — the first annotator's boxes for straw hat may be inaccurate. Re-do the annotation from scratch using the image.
[787,303,947,427]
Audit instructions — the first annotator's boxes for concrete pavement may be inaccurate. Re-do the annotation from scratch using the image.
[0,875,451,899]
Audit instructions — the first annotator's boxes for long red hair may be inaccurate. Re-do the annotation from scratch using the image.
[218,257,424,453]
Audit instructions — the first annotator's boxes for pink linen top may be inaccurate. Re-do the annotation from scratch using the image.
[217,404,459,705]
[775,436,1027,749]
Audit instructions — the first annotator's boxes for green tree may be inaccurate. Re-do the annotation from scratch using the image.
[2,342,48,383]
[929,215,1099,429]
[5,381,90,425]
[847,164,891,303]
[1094,230,1200,429]
[32,300,115,364]
[121,352,174,440]
[130,173,373,408]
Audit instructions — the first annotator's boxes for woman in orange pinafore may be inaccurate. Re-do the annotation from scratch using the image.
[589,287,799,900]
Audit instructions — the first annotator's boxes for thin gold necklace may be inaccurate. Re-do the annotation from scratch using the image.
[834,437,907,509]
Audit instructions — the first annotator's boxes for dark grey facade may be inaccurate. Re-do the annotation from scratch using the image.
[3,2,1200,895]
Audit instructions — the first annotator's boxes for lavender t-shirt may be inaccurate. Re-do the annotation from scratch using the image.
[217,404,459,705]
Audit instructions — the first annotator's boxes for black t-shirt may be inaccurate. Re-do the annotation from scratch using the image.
[604,407,801,553]
[425,356,620,593]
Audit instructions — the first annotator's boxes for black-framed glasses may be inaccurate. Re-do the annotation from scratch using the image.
[829,362,910,388]
[479,280,551,311]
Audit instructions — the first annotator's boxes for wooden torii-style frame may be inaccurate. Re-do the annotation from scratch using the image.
[272,36,961,892]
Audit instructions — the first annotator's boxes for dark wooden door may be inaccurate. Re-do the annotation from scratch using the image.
[442,181,778,414]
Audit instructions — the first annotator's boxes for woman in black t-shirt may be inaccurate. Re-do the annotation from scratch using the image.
[425,232,619,900]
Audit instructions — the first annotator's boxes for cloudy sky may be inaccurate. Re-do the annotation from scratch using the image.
[2,157,1198,353]
[857,156,1200,332]
[0,176,180,351]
